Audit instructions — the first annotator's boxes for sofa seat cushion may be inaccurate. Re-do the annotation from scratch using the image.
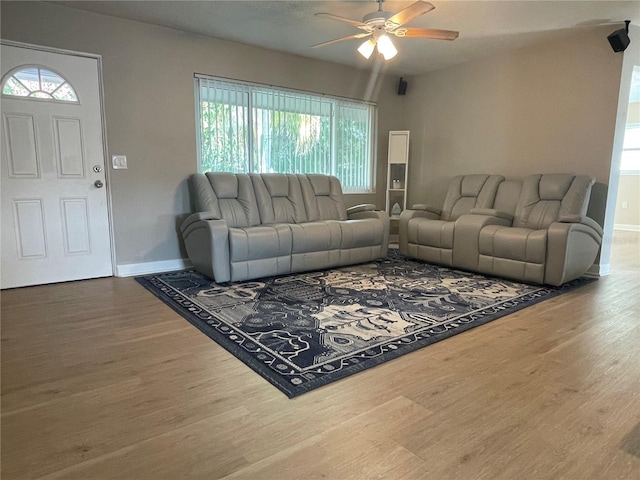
[229,224,292,262]
[406,218,454,249]
[477,225,547,283]
[339,219,385,249]
[478,225,547,263]
[290,221,342,253]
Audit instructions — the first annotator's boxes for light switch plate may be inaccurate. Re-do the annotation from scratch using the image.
[112,155,127,169]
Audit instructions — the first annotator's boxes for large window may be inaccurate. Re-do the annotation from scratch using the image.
[196,76,376,193]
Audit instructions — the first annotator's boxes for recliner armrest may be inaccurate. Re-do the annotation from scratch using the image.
[558,215,604,237]
[180,211,222,233]
[347,203,377,214]
[398,208,442,254]
[545,219,603,285]
[411,204,442,216]
[345,209,390,256]
[470,208,514,223]
[400,208,441,223]
[180,214,231,283]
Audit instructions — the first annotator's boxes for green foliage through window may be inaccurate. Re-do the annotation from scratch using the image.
[196,77,375,192]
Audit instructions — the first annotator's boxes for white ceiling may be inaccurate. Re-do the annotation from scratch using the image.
[53,1,640,75]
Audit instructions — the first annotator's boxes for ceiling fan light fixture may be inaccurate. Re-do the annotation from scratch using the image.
[357,38,376,59]
[377,34,397,60]
[314,1,458,61]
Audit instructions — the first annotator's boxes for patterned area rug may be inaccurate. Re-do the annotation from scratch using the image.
[136,251,594,398]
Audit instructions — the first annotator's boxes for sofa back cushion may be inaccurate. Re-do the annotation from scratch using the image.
[298,174,348,222]
[441,174,505,221]
[251,173,308,224]
[513,174,595,230]
[190,172,261,228]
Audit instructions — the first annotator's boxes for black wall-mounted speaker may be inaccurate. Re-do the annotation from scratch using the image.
[608,21,631,52]
[398,77,408,95]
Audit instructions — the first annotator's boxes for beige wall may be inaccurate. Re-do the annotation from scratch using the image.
[1,1,403,268]
[400,26,623,209]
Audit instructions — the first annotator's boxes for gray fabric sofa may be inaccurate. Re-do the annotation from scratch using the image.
[181,172,389,283]
[399,174,603,286]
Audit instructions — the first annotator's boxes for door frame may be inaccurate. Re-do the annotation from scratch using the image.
[1,39,116,277]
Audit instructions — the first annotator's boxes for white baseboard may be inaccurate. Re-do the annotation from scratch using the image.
[116,258,192,277]
[614,224,640,232]
[586,262,610,277]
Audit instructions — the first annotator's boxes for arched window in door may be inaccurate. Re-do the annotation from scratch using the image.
[1,65,79,103]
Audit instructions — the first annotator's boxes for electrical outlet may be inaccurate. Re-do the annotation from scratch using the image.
[112,155,127,169]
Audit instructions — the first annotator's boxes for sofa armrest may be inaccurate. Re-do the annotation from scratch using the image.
[180,211,221,234]
[470,208,514,223]
[545,220,603,286]
[347,209,388,222]
[398,208,442,254]
[411,204,442,216]
[347,203,377,215]
[180,215,231,283]
[400,209,441,223]
[346,209,390,255]
[558,215,604,237]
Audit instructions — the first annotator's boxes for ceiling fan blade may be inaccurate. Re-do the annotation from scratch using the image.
[311,33,371,49]
[399,28,459,41]
[386,1,435,28]
[315,12,366,28]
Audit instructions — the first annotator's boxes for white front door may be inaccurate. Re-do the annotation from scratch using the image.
[1,43,113,289]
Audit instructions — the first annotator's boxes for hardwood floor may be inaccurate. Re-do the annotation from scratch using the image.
[2,234,639,480]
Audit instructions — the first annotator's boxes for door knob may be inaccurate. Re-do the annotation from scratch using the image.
[94,180,104,188]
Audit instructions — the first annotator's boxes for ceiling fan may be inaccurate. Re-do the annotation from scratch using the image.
[312,0,459,60]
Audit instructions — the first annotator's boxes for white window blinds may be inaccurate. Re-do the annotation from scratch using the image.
[196,76,376,192]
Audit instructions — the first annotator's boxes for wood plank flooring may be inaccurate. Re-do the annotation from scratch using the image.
[2,233,639,479]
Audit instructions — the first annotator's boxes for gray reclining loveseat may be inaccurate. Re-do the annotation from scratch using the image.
[181,172,389,283]
[399,174,505,266]
[400,174,603,286]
